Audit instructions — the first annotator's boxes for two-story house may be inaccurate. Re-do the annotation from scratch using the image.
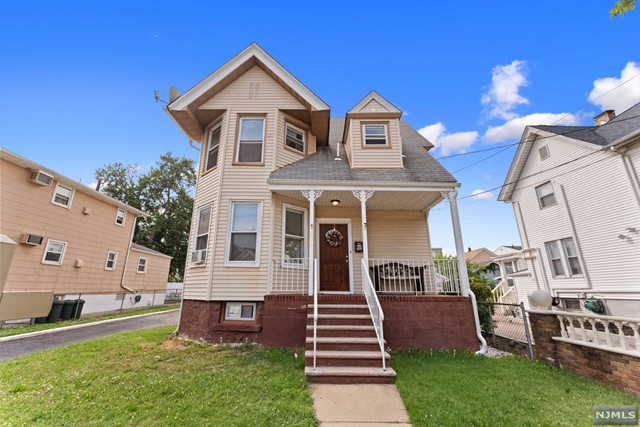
[498,104,640,317]
[164,44,485,383]
[0,148,172,320]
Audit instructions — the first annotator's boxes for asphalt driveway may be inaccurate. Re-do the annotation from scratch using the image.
[0,310,179,362]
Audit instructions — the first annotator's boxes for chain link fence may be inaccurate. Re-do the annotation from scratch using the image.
[478,301,534,358]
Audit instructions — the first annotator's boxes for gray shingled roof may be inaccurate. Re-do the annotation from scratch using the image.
[269,118,457,184]
[131,243,172,258]
[532,102,640,146]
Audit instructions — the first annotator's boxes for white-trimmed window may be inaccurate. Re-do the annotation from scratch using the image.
[283,205,307,265]
[285,123,305,153]
[363,123,388,146]
[235,117,265,163]
[42,239,67,265]
[193,206,212,260]
[545,241,564,277]
[227,202,261,265]
[535,182,556,209]
[105,251,118,271]
[137,257,148,274]
[562,298,581,310]
[51,183,74,208]
[561,238,582,275]
[225,302,256,321]
[115,209,126,226]
[206,123,221,171]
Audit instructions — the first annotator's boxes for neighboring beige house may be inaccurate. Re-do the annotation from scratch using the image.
[0,148,172,319]
[164,44,485,383]
[498,104,640,317]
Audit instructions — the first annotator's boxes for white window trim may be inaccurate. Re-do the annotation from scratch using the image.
[137,256,148,274]
[235,116,266,163]
[561,238,583,277]
[205,122,222,172]
[285,122,306,154]
[51,183,75,209]
[105,251,118,271]
[363,123,389,146]
[225,201,262,267]
[115,208,126,226]
[224,302,257,321]
[41,239,67,265]
[192,205,212,266]
[535,181,556,209]
[545,241,565,278]
[281,203,308,268]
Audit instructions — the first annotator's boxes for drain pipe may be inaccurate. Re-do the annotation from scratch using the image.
[447,189,488,355]
[120,216,139,295]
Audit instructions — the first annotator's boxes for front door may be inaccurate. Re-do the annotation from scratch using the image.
[319,223,350,292]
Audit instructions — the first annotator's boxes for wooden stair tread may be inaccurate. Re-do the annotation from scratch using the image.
[305,367,397,377]
[308,314,371,319]
[309,304,368,309]
[307,325,374,331]
[306,350,390,359]
[306,337,381,344]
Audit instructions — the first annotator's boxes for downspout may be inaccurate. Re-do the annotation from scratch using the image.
[120,216,138,294]
[612,147,640,210]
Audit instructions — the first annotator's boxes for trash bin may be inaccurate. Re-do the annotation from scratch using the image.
[60,300,76,321]
[46,300,64,323]
[34,316,48,324]
[74,299,86,319]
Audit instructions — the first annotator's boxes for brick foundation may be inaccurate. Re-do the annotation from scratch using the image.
[178,295,480,351]
[529,312,640,397]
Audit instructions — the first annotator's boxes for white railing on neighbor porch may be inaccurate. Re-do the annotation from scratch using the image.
[270,258,309,294]
[367,259,461,295]
[362,259,386,370]
[491,279,517,304]
[553,311,640,357]
[312,258,318,369]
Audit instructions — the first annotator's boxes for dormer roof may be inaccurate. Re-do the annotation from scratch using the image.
[165,43,331,144]
[347,90,403,118]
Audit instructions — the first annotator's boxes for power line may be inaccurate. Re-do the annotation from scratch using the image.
[452,145,515,173]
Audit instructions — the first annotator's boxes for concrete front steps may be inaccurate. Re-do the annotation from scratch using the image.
[304,302,396,384]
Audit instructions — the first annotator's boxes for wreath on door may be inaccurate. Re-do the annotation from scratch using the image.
[325,228,344,247]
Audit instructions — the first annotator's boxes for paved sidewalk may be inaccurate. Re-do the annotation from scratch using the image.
[309,384,412,426]
[0,310,179,362]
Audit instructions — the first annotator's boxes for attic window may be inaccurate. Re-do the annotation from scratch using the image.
[539,145,550,160]
[363,124,388,146]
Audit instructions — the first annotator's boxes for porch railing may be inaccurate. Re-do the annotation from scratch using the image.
[270,258,309,294]
[312,258,318,369]
[367,259,461,295]
[553,311,640,357]
[362,259,386,370]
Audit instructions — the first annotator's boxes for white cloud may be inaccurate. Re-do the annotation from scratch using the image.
[418,122,479,155]
[483,112,581,143]
[588,62,640,114]
[481,60,529,120]
[471,189,496,200]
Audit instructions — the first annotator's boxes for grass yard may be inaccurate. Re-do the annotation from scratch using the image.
[0,326,315,426]
[0,305,179,339]
[394,350,639,427]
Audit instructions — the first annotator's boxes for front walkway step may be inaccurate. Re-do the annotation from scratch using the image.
[305,366,397,384]
[308,313,372,325]
[305,337,382,352]
[306,350,390,367]
[309,304,368,309]
[307,324,376,338]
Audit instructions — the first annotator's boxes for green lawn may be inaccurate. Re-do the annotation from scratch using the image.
[0,326,315,426]
[0,305,179,338]
[394,350,639,427]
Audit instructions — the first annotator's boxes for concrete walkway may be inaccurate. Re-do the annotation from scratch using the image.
[309,384,412,426]
[0,310,179,362]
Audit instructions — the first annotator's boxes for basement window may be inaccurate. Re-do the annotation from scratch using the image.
[562,299,581,310]
[225,303,256,321]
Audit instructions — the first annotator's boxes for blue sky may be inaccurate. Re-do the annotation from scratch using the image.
[2,1,639,254]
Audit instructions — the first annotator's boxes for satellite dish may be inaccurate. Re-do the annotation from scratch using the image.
[169,86,180,103]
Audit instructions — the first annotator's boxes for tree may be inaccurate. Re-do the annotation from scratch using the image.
[95,152,196,281]
[610,0,637,17]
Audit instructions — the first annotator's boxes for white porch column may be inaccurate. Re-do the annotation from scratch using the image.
[352,190,375,266]
[443,190,470,297]
[302,190,322,295]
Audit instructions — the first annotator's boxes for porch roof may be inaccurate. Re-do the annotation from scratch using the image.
[267,118,458,186]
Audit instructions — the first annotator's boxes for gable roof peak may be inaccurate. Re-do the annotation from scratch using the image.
[348,90,402,114]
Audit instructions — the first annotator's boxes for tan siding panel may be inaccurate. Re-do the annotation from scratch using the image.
[349,119,403,169]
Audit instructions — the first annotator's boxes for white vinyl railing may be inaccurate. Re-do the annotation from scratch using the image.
[362,259,386,370]
[312,258,318,369]
[270,258,309,294]
[367,259,461,295]
[491,280,517,304]
[554,311,640,357]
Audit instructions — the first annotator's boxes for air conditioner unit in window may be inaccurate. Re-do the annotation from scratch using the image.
[191,249,207,264]
[28,170,54,186]
[20,234,44,245]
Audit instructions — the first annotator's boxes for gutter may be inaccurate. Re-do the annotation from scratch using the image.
[469,289,488,355]
[267,180,460,191]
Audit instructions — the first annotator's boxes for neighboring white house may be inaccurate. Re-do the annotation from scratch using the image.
[498,104,640,317]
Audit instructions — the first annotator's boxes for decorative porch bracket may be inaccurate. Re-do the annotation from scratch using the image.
[302,190,323,295]
[351,190,375,266]
[441,190,471,297]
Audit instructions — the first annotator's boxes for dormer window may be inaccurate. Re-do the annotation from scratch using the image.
[235,116,265,164]
[285,123,305,154]
[363,123,388,146]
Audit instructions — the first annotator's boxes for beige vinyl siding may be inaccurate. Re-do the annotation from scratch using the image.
[510,135,640,305]
[125,250,171,290]
[0,160,136,294]
[360,99,389,113]
[349,118,403,169]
